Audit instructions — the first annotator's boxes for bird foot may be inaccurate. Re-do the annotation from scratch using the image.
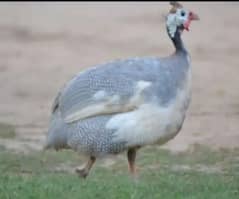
[75,167,89,179]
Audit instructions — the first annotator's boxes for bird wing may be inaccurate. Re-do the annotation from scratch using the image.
[56,60,155,124]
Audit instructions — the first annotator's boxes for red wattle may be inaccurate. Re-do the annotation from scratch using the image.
[184,20,191,31]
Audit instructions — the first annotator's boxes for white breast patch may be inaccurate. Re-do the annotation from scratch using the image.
[106,72,192,147]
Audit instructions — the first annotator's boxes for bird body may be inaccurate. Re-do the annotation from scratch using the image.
[45,1,199,178]
[46,53,191,154]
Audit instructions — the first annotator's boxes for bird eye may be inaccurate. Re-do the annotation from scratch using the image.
[180,10,185,17]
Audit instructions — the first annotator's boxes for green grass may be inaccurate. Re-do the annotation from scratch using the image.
[0,122,16,139]
[0,145,238,199]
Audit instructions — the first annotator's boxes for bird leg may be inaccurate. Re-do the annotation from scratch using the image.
[75,156,96,178]
[127,148,138,177]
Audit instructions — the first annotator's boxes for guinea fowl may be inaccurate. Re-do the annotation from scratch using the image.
[44,2,199,178]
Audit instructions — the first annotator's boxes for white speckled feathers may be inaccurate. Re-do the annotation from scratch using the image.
[55,56,190,125]
[45,2,199,175]
[46,54,191,152]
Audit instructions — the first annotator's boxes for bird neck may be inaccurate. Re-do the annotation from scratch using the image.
[168,27,187,55]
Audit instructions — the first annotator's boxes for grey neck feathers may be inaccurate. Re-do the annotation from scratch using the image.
[167,26,188,55]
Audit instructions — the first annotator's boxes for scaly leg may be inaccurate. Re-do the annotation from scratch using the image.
[75,156,96,178]
[127,148,138,177]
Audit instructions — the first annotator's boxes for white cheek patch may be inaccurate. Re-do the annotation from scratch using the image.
[166,14,177,38]
[167,10,188,38]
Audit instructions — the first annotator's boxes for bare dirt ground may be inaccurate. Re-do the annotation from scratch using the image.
[0,2,238,153]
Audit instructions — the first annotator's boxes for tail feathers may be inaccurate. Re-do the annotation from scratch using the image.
[44,129,70,151]
[45,106,69,151]
[42,141,68,151]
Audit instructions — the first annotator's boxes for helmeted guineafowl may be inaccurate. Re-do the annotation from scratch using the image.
[44,1,199,178]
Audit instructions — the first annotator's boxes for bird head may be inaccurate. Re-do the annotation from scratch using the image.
[166,1,199,38]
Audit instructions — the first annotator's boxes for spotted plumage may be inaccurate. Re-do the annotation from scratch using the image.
[44,1,199,178]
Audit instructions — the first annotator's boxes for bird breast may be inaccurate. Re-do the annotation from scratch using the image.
[106,68,192,147]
